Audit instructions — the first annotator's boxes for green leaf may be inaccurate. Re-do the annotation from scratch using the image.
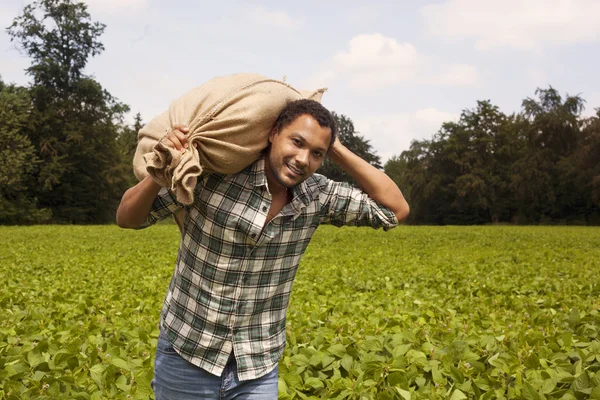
[396,388,411,400]
[487,353,505,369]
[89,364,105,388]
[388,371,407,387]
[449,366,464,384]
[524,354,540,369]
[284,372,303,389]
[328,344,347,358]
[27,351,44,368]
[522,381,542,400]
[393,344,411,358]
[541,379,556,394]
[115,374,130,392]
[304,377,324,390]
[32,370,46,381]
[341,355,353,372]
[309,352,322,367]
[558,391,577,400]
[431,365,444,384]
[278,377,289,395]
[321,355,335,368]
[450,389,467,400]
[569,308,580,327]
[572,372,591,393]
[110,357,130,371]
[593,373,600,387]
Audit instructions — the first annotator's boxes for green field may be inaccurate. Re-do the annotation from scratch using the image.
[1,226,599,399]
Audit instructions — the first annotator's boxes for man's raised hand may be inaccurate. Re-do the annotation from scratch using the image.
[164,124,194,152]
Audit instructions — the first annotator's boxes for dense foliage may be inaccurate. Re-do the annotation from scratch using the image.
[1,225,599,399]
[1,0,598,225]
[0,0,377,225]
[0,81,49,224]
[3,0,133,224]
[385,93,600,225]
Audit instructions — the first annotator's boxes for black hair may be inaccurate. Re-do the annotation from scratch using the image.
[273,99,337,150]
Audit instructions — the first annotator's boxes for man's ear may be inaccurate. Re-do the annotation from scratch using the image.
[268,127,278,143]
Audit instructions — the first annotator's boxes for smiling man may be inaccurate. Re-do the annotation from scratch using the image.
[116,99,409,400]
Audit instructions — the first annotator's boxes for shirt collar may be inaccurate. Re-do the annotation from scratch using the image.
[248,156,315,207]
[249,156,267,188]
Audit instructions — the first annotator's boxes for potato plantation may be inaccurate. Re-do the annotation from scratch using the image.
[1,225,599,399]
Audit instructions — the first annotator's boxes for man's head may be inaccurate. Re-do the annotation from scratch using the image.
[266,100,337,189]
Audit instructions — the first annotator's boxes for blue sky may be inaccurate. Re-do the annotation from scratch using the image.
[1,0,599,161]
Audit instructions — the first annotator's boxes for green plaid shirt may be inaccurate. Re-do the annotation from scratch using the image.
[141,157,398,380]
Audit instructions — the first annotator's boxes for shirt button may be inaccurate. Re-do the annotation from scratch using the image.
[250,233,256,238]
[262,206,267,212]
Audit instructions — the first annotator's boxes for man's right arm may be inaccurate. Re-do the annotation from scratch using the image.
[116,124,191,229]
[116,176,163,229]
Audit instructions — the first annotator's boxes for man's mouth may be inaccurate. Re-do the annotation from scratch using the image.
[286,163,304,177]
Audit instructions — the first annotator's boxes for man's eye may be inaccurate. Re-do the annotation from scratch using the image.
[292,139,301,146]
[313,152,323,158]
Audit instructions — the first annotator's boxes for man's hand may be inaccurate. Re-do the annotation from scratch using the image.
[329,134,343,154]
[328,139,410,222]
[163,124,196,152]
[116,124,198,228]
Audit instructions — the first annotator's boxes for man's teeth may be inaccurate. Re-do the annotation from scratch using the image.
[288,164,302,175]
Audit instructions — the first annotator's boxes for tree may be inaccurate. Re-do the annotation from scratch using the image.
[445,101,516,223]
[385,87,599,225]
[318,112,382,185]
[389,101,516,225]
[521,87,585,156]
[514,87,586,222]
[0,78,51,223]
[555,109,600,224]
[116,112,144,189]
[385,140,431,224]
[7,0,129,223]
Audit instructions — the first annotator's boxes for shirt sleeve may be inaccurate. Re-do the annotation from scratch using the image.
[136,187,185,229]
[318,178,399,231]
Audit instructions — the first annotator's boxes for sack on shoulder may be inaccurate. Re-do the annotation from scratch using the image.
[133,73,326,205]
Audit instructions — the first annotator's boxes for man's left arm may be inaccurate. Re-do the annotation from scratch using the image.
[328,141,410,222]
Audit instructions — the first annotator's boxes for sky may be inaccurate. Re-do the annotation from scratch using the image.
[1,0,600,161]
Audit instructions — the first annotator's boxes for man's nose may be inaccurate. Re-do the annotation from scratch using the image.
[295,149,309,167]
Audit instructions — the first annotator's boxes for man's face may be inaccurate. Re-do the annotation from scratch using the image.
[266,114,332,189]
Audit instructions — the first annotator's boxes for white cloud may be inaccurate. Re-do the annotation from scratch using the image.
[248,6,304,30]
[333,34,420,89]
[347,5,381,26]
[354,108,458,161]
[422,0,600,50]
[422,64,480,86]
[82,0,148,15]
[309,33,479,90]
[528,68,548,87]
[201,6,304,36]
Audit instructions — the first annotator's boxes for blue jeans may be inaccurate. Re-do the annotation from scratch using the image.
[152,334,279,400]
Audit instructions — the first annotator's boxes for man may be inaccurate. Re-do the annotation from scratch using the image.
[116,99,409,399]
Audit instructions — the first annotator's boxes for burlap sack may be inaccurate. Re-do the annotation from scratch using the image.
[133,73,326,205]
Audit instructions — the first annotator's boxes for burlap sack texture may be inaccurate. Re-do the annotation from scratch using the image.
[133,73,326,206]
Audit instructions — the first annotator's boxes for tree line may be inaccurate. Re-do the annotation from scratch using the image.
[1,0,598,225]
[384,92,600,225]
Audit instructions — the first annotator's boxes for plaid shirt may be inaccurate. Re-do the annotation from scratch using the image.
[141,157,398,380]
